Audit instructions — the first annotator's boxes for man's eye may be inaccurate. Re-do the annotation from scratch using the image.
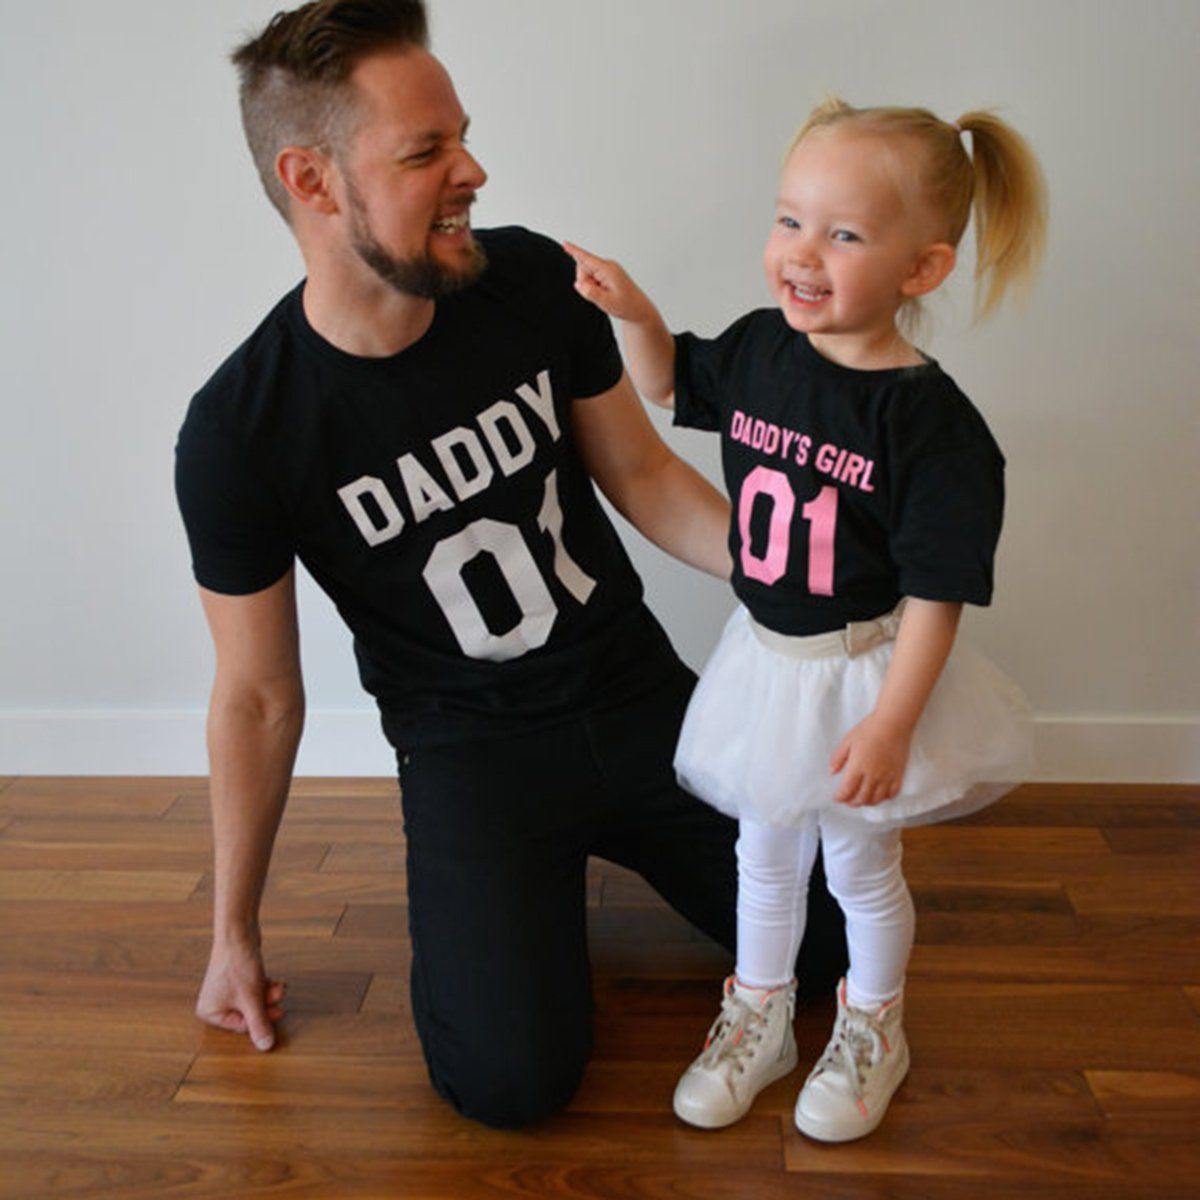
[405,148,438,164]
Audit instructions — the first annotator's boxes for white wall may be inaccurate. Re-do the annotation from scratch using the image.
[1,0,1196,779]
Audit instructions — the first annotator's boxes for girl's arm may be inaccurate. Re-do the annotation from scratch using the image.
[571,372,732,579]
[831,599,962,806]
[563,242,677,407]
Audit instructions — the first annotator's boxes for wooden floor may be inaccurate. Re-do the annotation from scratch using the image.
[1,778,1199,1199]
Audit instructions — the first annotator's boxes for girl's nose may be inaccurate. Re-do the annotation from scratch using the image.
[792,234,821,267]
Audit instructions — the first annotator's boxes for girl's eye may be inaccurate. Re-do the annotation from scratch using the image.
[832,229,861,243]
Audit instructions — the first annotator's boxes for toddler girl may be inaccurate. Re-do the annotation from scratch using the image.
[564,97,1046,1141]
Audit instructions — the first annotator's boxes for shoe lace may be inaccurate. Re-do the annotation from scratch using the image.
[815,1006,887,1101]
[697,984,773,1075]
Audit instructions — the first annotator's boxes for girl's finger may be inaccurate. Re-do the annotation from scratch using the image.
[835,769,863,803]
[562,240,601,268]
[829,742,850,774]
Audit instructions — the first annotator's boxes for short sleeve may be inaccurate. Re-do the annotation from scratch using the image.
[887,384,1006,606]
[672,311,764,431]
[174,405,294,595]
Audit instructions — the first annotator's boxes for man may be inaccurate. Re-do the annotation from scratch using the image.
[176,0,845,1129]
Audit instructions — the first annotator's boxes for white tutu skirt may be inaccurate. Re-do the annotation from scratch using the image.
[674,606,1034,830]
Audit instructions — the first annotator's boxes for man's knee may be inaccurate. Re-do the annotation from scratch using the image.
[429,1036,590,1129]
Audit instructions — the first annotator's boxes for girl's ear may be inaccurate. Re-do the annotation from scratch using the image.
[901,243,956,298]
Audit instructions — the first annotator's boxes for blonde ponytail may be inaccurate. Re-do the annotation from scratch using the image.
[955,111,1048,319]
[788,98,1048,322]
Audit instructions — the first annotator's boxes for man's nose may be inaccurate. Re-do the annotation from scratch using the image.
[453,147,487,191]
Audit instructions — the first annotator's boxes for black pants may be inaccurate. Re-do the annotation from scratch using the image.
[397,668,848,1129]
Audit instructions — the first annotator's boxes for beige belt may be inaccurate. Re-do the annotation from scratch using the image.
[749,600,906,661]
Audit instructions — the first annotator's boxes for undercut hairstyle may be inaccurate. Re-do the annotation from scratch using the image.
[791,97,1048,326]
[231,0,430,221]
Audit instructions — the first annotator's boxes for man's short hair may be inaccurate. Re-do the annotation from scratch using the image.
[231,0,430,221]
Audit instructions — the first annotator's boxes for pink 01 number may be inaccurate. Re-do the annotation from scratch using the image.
[738,466,838,596]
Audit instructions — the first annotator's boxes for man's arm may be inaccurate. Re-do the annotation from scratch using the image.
[194,568,304,1051]
[571,372,731,579]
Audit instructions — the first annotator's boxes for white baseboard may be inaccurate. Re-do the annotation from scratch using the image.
[1030,715,1198,783]
[0,710,1196,782]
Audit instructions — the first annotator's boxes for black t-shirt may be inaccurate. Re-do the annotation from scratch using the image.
[176,227,681,748]
[674,309,1005,636]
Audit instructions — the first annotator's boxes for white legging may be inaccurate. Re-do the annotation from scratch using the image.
[736,811,915,1008]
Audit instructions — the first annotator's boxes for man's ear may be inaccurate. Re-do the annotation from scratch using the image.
[276,145,340,216]
[901,243,956,298]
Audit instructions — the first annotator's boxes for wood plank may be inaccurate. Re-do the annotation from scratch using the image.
[3,1159,1187,1200]
[233,1011,419,1058]
[360,973,408,1015]
[0,777,191,818]
[165,793,402,823]
[908,915,1200,984]
[905,826,1109,856]
[0,1105,784,1165]
[173,777,401,800]
[782,1067,1125,1180]
[3,1004,205,1054]
[955,794,1200,829]
[1064,857,1200,915]
[320,842,404,873]
[777,1180,1197,1200]
[175,1055,433,1108]
[785,1116,1200,1186]
[1002,783,1199,801]
[1102,826,1200,854]
[0,868,202,902]
[0,967,197,1005]
[0,929,407,977]
[1187,986,1200,1019]
[587,903,713,943]
[594,981,1200,1070]
[1086,1070,1200,1116]
[2,814,397,848]
[589,937,734,980]
[599,862,673,907]
[0,1047,194,1106]
[2,971,371,1051]
[912,880,1074,914]
[336,903,407,939]
[905,850,1200,904]
[899,981,1200,1070]
[0,898,341,938]
[0,837,328,872]
[905,860,1101,889]
[191,870,405,904]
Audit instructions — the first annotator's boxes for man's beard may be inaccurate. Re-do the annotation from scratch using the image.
[346,178,487,301]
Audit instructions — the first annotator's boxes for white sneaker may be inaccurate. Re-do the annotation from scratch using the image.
[794,979,909,1142]
[672,975,798,1129]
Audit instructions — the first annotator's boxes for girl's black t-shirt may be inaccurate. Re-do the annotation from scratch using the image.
[674,309,1006,636]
